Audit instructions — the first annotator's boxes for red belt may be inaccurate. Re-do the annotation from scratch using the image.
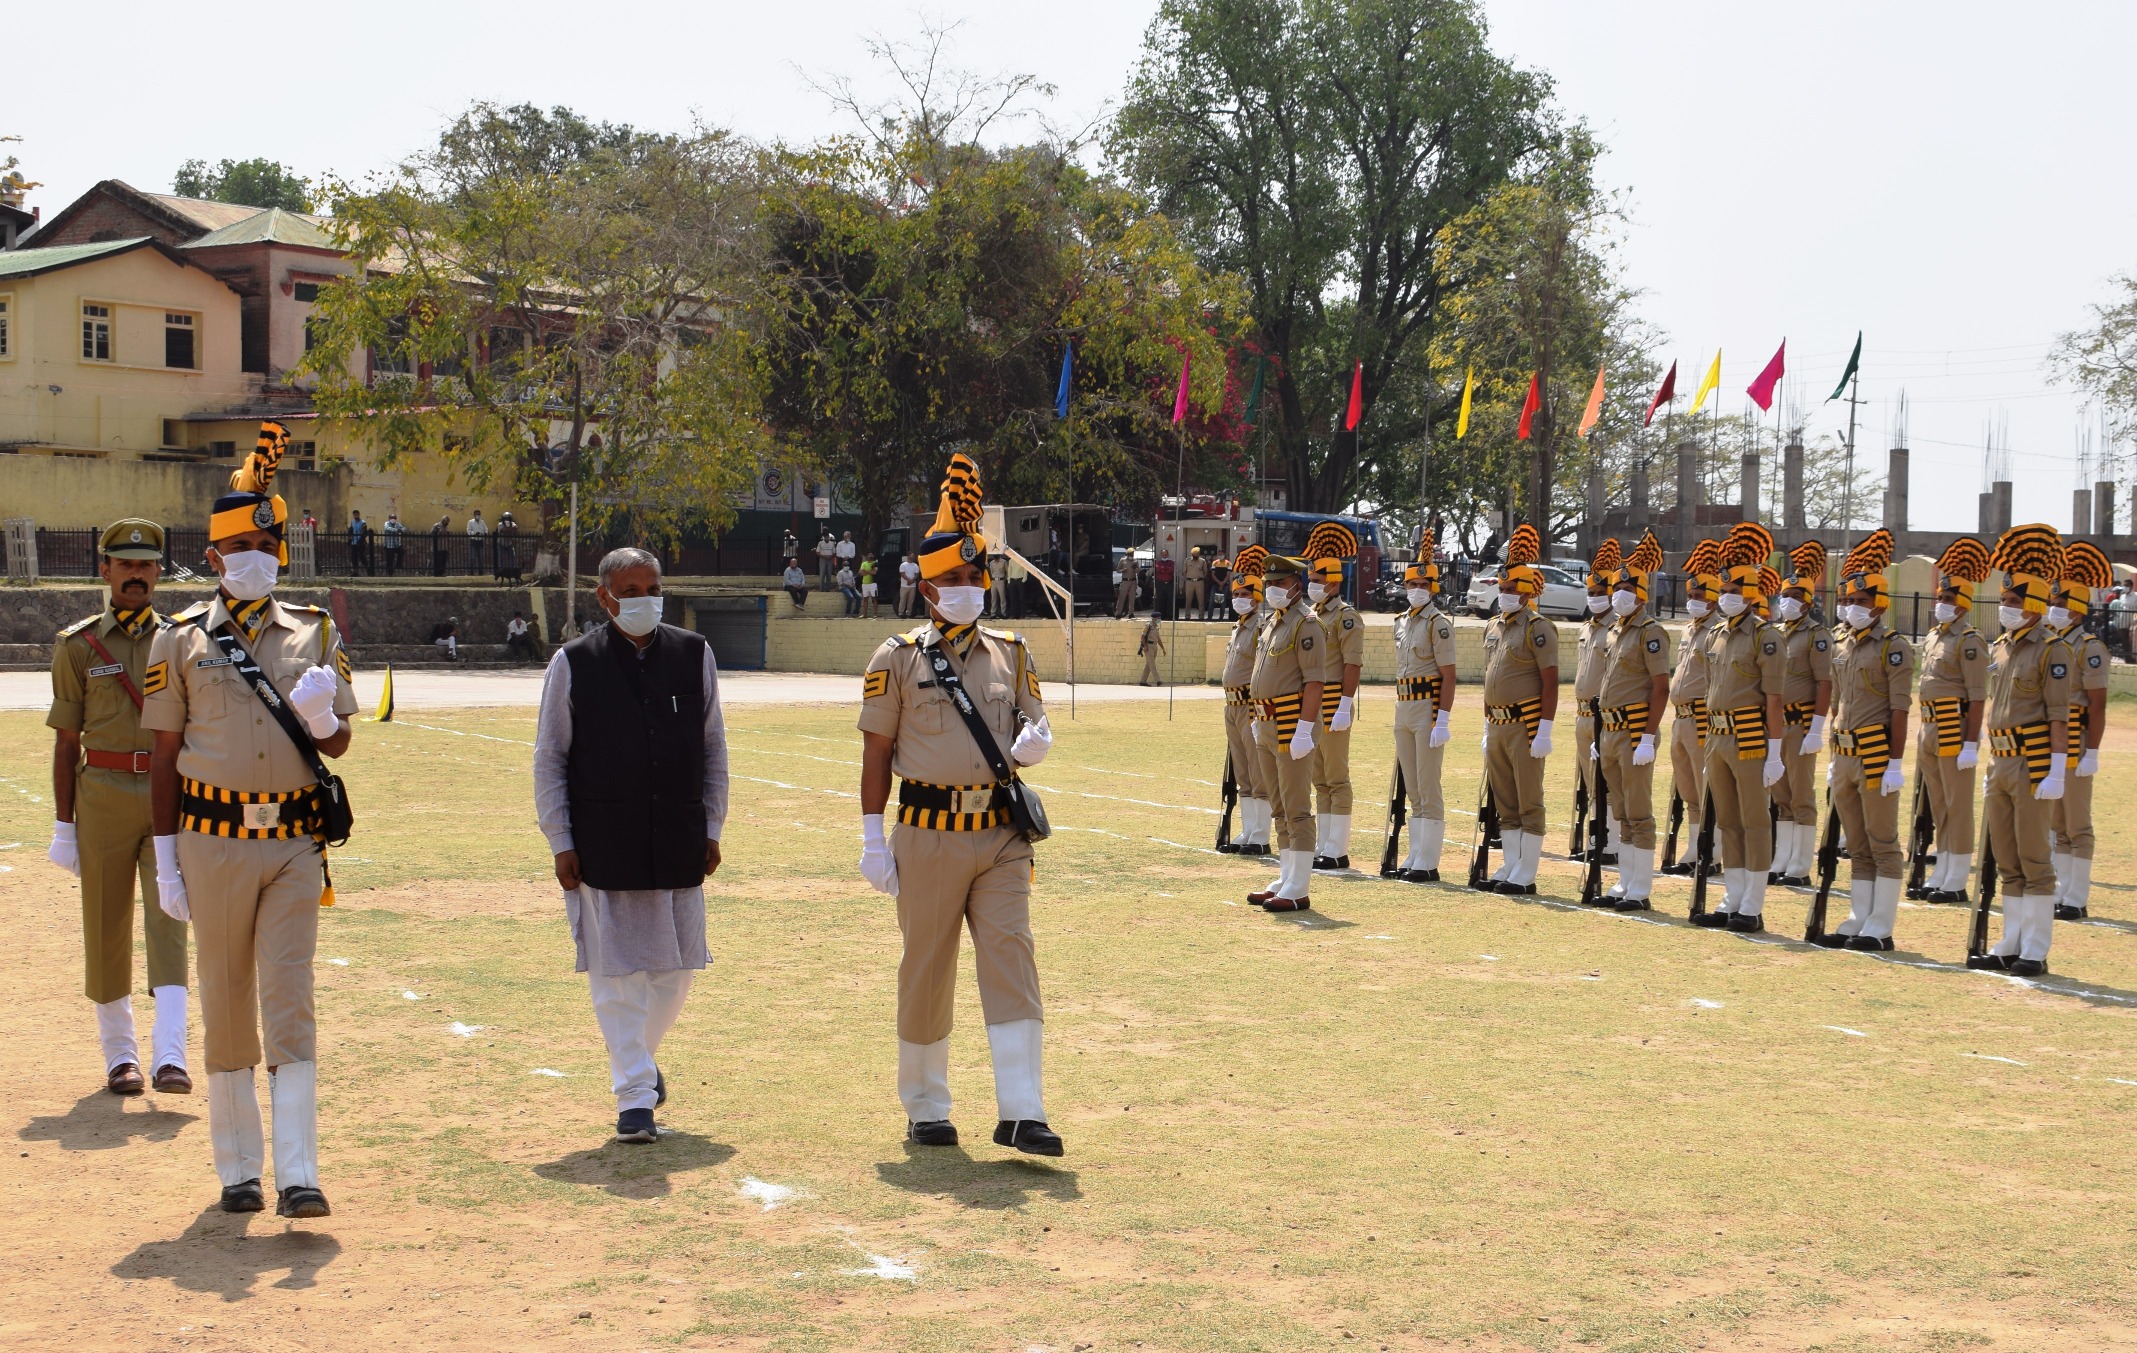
[84,749,153,773]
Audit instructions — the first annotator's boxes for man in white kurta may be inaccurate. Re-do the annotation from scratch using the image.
[533,549,729,1143]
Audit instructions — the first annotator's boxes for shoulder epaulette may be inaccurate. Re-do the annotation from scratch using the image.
[981,626,1025,645]
[174,600,212,621]
[58,615,98,639]
[888,625,929,649]
[284,602,329,615]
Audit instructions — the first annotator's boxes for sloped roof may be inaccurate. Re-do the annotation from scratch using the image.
[180,207,339,252]
[133,189,267,233]
[16,179,333,250]
[0,236,164,279]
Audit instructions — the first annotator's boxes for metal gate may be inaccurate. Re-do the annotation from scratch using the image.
[687,595,767,671]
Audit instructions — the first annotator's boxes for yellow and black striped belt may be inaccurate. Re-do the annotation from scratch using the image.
[1224,685,1252,706]
[179,776,317,840]
[1988,723,2053,787]
[1920,696,1966,755]
[1254,693,1308,750]
[1783,701,1815,728]
[2068,704,2089,740]
[1484,699,1543,740]
[1673,697,1710,744]
[1601,703,1650,734]
[1708,705,1769,761]
[1833,724,1894,779]
[897,779,1011,831]
[1396,676,1441,702]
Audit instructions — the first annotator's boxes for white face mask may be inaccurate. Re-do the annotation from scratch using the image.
[1266,584,1293,610]
[1406,588,1434,610]
[1998,604,2028,631]
[1777,597,1805,622]
[1934,602,1960,625]
[610,594,663,637]
[1717,592,1747,618]
[930,586,987,626]
[216,547,279,601]
[1842,604,1874,631]
[1610,590,1639,616]
[1307,582,1332,604]
[1496,592,1524,614]
[1232,596,1256,617]
[1586,595,1611,616]
[2047,606,2072,629]
[1687,599,1710,618]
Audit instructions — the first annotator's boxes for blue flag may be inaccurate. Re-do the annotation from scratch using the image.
[1055,342,1073,419]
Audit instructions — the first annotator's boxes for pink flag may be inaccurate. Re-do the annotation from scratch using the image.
[1172,350,1192,424]
[1746,340,1786,412]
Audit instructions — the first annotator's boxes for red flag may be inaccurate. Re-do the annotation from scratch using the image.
[1643,361,1677,427]
[1344,361,1363,431]
[1746,340,1786,412]
[1171,350,1191,424]
[1516,372,1542,440]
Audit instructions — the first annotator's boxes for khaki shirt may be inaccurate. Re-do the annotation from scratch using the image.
[1672,615,1713,702]
[141,596,358,794]
[2051,622,2111,740]
[1481,607,1560,704]
[1395,603,1458,679]
[1986,621,2073,734]
[1573,614,1611,700]
[1830,622,1915,730]
[1316,597,1366,674]
[1776,616,1835,705]
[1220,610,1263,687]
[1699,612,1785,712]
[1249,602,1332,702]
[1917,620,1988,703]
[1600,613,1671,709]
[856,624,1045,786]
[47,605,164,752]
[1184,556,1208,583]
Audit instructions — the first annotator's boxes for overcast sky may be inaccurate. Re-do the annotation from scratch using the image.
[14,0,2131,533]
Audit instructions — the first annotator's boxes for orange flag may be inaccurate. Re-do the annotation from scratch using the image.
[1578,365,1606,437]
[1516,373,1542,440]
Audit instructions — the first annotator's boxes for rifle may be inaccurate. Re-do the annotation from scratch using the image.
[1803,804,1843,942]
[1966,800,1998,959]
[1903,776,1934,898]
[1215,750,1238,851]
[1468,779,1499,889]
[1568,741,1591,859]
[1689,787,1717,918]
[1662,789,1685,872]
[1379,760,1409,878]
[1580,698,1610,906]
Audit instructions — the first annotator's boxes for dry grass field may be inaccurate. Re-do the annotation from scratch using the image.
[2,686,2136,1352]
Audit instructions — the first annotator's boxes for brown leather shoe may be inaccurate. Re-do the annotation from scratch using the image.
[152,1064,193,1094]
[107,1062,145,1096]
[1245,888,1278,906]
[1263,896,1312,913]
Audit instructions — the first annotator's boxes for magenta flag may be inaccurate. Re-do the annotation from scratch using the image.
[1746,340,1786,412]
[1172,350,1192,424]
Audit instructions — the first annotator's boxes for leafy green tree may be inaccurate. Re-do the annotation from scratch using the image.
[2051,274,2137,444]
[172,157,313,211]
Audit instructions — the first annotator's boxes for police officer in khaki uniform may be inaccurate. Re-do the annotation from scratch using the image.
[1913,539,1992,902]
[1390,548,1459,882]
[1245,556,1330,912]
[1811,530,1915,950]
[1182,546,1208,617]
[1768,544,1835,886]
[1474,524,1559,895]
[1594,532,1671,910]
[48,519,191,1097]
[1217,547,1272,857]
[1661,539,1723,876]
[1573,539,1622,864]
[2048,541,2113,921]
[857,454,1062,1157]
[143,422,357,1218]
[1967,524,2075,976]
[1306,526,1366,870]
[1691,523,1787,932]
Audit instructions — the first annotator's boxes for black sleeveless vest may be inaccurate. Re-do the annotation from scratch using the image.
[562,622,709,891]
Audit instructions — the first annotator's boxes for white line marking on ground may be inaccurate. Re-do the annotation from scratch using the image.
[739,1177,799,1211]
[449,1022,484,1038]
[1824,1026,1868,1037]
[328,958,350,966]
[530,1068,568,1078]
[402,990,421,1001]
[1963,1053,2027,1066]
[1690,999,1724,1009]
[2108,1078,2137,1087]
[397,720,535,747]
[836,1235,918,1281]
[1480,955,1500,961]
[1364,934,1395,940]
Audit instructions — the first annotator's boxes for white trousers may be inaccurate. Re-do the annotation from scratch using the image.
[588,970,693,1112]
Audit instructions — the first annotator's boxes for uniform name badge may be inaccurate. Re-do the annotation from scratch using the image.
[243,801,282,830]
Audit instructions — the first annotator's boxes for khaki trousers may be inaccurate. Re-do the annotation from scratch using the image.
[1774,726,1818,826]
[1224,705,1264,800]
[1115,580,1136,616]
[1574,712,1597,801]
[1255,720,1318,851]
[1916,730,1977,855]
[1184,580,1206,613]
[77,768,187,1004]
[1313,724,1354,815]
[1141,648,1161,684]
[1391,704,1445,822]
[1599,728,1657,849]
[1831,755,1903,881]
[1484,721,1547,835]
[1703,739,1774,872]
[1671,714,1706,841]
[179,833,321,1074]
[891,825,1041,1045]
[2049,767,2095,860]
[1985,756,2054,895]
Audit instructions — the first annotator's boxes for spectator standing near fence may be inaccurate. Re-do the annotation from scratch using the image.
[783,559,810,612]
[495,512,521,581]
[348,511,370,577]
[859,557,879,618]
[898,554,920,617]
[837,531,857,578]
[432,517,450,577]
[381,514,404,577]
[467,511,489,576]
[1155,554,1176,619]
[815,530,838,589]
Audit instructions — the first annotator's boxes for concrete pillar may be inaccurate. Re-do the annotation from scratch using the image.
[1582,465,1605,555]
[1631,458,1650,532]
[2073,489,2092,538]
[2095,481,2116,538]
[1992,481,2013,536]
[1884,447,1909,531]
[1740,452,1761,522]
[1783,442,1805,532]
[1979,492,1996,536]
[1674,442,1701,550]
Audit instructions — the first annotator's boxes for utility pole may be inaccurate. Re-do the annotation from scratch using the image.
[1837,369,1862,561]
[564,479,580,638]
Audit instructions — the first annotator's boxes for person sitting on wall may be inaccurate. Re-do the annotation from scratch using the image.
[506,611,540,661]
[432,617,460,661]
[782,559,810,612]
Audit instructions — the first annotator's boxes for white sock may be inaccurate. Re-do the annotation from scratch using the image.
[208,1068,266,1187]
[2066,857,2092,909]
[2051,851,2072,897]
[269,1060,320,1190]
[2021,893,2057,963]
[150,986,189,1073]
[1494,829,1524,882]
[1836,878,1870,936]
[95,996,139,1074]
[1622,848,1654,901]
[898,1038,952,1122]
[1991,893,2023,957]
[1865,876,1902,939]
[1739,873,1768,918]
[1512,831,1543,886]
[987,1019,1046,1123]
[1330,814,1353,858]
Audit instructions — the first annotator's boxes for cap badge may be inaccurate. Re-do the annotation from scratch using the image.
[129,530,143,543]
[252,502,276,529]
[959,539,978,562]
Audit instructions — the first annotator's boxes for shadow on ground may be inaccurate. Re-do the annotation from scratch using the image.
[19,1091,197,1152]
[532,1129,735,1199]
[876,1141,1082,1209]
[111,1206,341,1301]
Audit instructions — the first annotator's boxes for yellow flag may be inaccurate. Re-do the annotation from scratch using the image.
[373,663,395,723]
[1578,364,1606,437]
[1688,350,1722,415]
[1455,367,1475,439]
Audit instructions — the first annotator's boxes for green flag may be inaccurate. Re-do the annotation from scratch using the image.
[1826,331,1861,402]
[1244,356,1267,427]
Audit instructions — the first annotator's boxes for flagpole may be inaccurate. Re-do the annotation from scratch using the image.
[1839,367,1862,562]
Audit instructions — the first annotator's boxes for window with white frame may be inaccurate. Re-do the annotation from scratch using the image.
[82,303,113,362]
[0,294,11,358]
[164,311,197,369]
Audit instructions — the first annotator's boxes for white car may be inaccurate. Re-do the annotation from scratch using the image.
[1466,564,1588,620]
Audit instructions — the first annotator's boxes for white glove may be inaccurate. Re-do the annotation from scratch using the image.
[1762,739,1786,787]
[858,815,898,896]
[1481,733,1490,755]
[289,665,341,740]
[48,820,80,877]
[1252,720,1265,747]
[1631,734,1656,766]
[1329,695,1354,732]
[152,834,190,923]
[1011,715,1052,767]
[2035,755,2067,801]
[1806,714,1826,746]
[1956,741,1979,771]
[1528,719,1553,759]
[1428,709,1451,748]
[2077,748,2099,777]
[1879,759,1905,796]
[1289,719,1317,761]
[1827,759,1839,787]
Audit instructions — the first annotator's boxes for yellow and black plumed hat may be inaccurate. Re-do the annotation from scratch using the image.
[1618,530,1664,603]
[1989,523,2062,615]
[1586,537,1621,590]
[1722,521,1775,600]
[1684,538,1724,594]
[1786,540,1826,593]
[1307,521,1359,584]
[2060,539,2113,615]
[1842,527,1897,608]
[917,453,988,580]
[1231,544,1268,596]
[1502,523,1543,599]
[1405,529,1440,589]
[1934,537,1991,609]
[210,421,293,564]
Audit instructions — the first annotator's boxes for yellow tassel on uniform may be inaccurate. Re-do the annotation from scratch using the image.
[320,856,336,908]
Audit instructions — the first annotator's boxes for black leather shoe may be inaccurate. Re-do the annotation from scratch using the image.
[1905,884,1926,900]
[1471,878,1502,893]
[1965,953,2010,971]
[1312,855,1351,871]
[219,1179,265,1213]
[275,1185,331,1219]
[1263,896,1312,913]
[1403,869,1441,883]
[1238,844,1270,857]
[1691,911,1732,928]
[1776,874,1813,889]
[1216,842,1241,854]
[993,1119,1065,1157]
[1811,933,1851,948]
[1613,896,1652,912]
[1845,934,1894,952]
[2007,958,2048,978]
[1727,913,1765,934]
[1658,860,1692,876]
[1597,852,1618,866]
[654,1068,666,1109]
[1497,883,1536,896]
[615,1108,658,1144]
[1928,889,1969,905]
[908,1120,959,1147]
[2054,903,2089,921]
